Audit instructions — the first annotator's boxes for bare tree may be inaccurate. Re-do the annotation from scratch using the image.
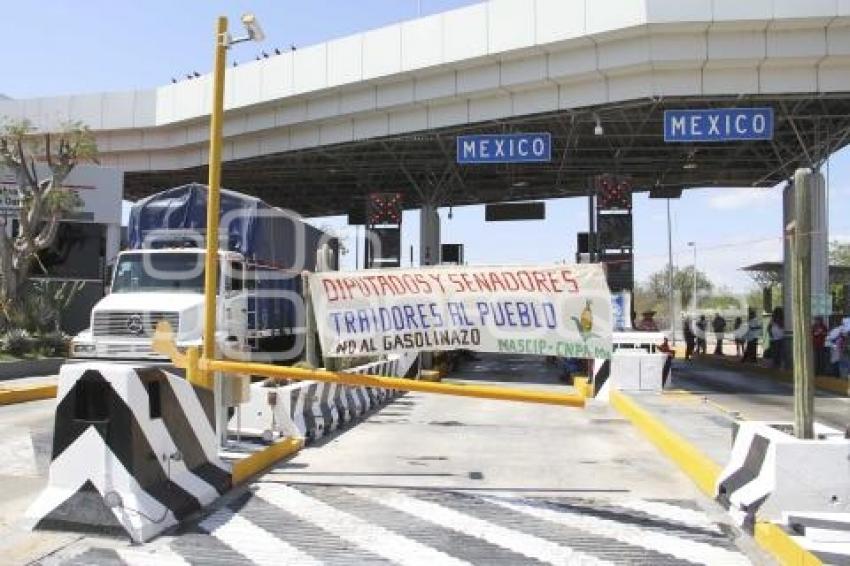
[0,119,97,304]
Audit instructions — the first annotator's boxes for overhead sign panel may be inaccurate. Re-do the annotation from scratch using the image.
[457,133,551,164]
[309,264,612,359]
[485,202,545,221]
[664,108,774,142]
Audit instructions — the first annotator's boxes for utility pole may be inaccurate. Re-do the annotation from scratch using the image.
[789,168,815,439]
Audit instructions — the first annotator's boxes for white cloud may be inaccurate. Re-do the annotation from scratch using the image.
[707,187,781,210]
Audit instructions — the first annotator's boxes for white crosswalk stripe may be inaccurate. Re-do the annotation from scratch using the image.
[255,483,472,566]
[199,507,322,566]
[613,499,723,533]
[116,546,192,566]
[486,496,750,566]
[351,488,614,566]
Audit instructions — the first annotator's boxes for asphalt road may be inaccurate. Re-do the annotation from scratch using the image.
[670,359,850,432]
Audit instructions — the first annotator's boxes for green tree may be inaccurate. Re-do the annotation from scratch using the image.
[0,119,97,304]
[646,264,714,309]
[829,240,850,267]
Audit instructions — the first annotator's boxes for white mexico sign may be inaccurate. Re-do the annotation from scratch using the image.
[309,265,612,359]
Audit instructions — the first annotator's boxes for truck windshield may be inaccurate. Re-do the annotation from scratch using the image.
[111,252,206,293]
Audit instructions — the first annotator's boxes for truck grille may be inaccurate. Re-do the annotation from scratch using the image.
[92,311,179,337]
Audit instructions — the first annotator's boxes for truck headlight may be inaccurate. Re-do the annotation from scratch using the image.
[72,344,96,354]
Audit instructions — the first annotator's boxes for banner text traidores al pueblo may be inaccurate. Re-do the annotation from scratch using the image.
[308,265,613,359]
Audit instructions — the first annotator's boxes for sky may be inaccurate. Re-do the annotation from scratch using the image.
[6,0,850,292]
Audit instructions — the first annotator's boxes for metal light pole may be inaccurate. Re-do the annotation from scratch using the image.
[202,14,265,444]
[687,241,697,313]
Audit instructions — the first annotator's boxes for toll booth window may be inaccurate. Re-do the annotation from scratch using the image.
[229,262,244,293]
[74,377,109,422]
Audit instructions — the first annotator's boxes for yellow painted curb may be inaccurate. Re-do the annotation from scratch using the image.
[573,376,592,398]
[0,384,57,406]
[231,437,304,485]
[815,375,850,396]
[609,389,720,496]
[754,522,823,566]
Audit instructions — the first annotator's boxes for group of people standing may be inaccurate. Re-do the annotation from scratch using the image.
[682,308,765,363]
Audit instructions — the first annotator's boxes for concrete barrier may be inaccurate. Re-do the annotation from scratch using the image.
[26,363,230,542]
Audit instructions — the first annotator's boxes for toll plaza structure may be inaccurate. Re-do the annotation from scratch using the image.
[3,1,850,565]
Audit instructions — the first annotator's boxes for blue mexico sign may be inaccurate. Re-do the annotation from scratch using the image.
[664,108,774,142]
[457,133,551,164]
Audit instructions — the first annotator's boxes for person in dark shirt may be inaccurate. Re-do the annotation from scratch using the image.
[733,316,745,358]
[696,315,708,355]
[683,317,695,360]
[712,313,727,355]
[812,317,828,376]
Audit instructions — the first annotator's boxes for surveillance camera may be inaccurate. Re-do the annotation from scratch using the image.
[241,13,265,42]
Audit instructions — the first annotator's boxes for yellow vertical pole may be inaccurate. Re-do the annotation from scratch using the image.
[203,16,228,364]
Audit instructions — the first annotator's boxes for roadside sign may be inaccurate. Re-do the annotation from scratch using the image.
[664,108,774,142]
[457,133,551,164]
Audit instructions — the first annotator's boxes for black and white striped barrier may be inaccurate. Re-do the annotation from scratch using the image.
[232,352,419,443]
[716,420,850,530]
[26,363,230,542]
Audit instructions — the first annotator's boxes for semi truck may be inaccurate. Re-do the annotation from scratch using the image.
[70,183,336,363]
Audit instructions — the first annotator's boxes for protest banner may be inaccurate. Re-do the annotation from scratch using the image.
[309,265,612,359]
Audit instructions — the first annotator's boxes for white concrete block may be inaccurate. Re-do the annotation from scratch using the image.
[607,69,654,102]
[512,85,558,115]
[415,72,457,102]
[457,63,501,95]
[173,77,208,122]
[401,14,443,71]
[535,0,586,45]
[149,148,182,171]
[185,122,207,145]
[645,0,712,23]
[702,65,759,94]
[598,36,651,73]
[708,30,766,60]
[650,33,707,66]
[222,114,246,138]
[276,102,308,127]
[307,93,341,121]
[767,29,827,59]
[319,120,354,145]
[290,124,320,150]
[260,54,294,100]
[340,87,377,115]
[327,35,363,86]
[118,152,151,171]
[133,91,156,128]
[69,94,104,129]
[443,3,488,62]
[501,54,548,88]
[652,68,702,96]
[427,100,469,129]
[488,0,535,53]
[760,64,818,93]
[260,129,290,154]
[549,44,599,81]
[362,25,402,79]
[586,0,646,35]
[100,92,136,129]
[712,0,772,22]
[827,23,850,55]
[819,58,850,90]
[559,76,608,109]
[389,107,428,134]
[376,80,415,108]
[774,0,837,19]
[140,128,173,151]
[294,44,328,94]
[244,108,277,133]
[231,63,265,110]
[353,113,389,140]
[469,93,512,122]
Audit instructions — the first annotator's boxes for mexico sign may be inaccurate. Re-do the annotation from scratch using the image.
[309,265,612,359]
[664,108,774,142]
[457,133,551,164]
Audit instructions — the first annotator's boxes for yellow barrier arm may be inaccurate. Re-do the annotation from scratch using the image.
[153,322,585,408]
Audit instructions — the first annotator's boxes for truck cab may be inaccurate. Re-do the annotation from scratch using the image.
[70,248,248,361]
